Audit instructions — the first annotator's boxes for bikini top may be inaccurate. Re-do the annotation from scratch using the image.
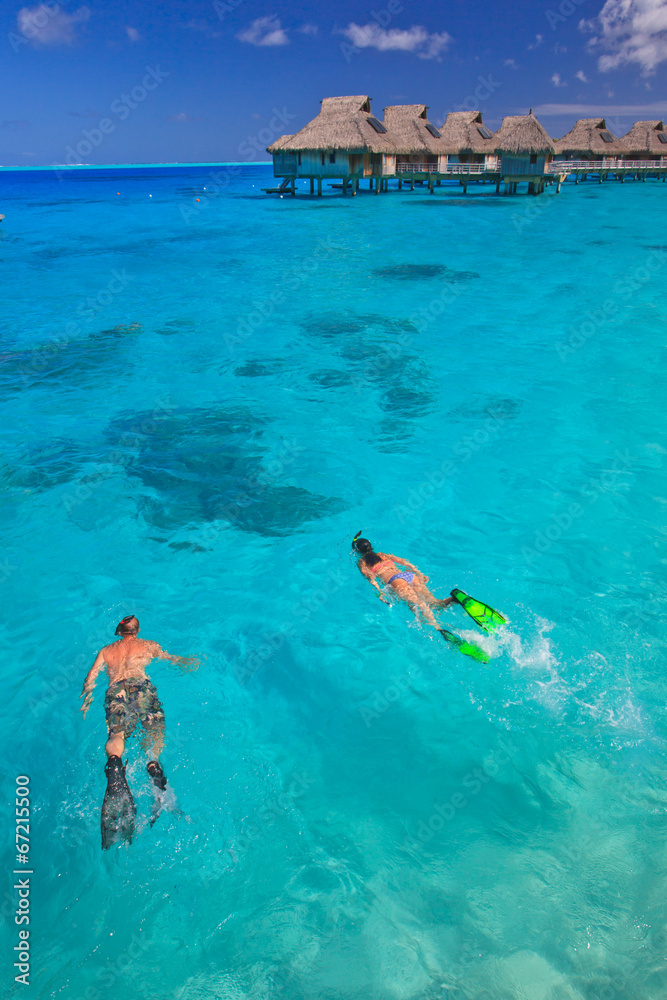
[369,559,395,576]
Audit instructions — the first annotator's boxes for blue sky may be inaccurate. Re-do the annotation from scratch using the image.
[2,0,667,165]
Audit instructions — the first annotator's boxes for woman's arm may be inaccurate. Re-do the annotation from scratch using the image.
[359,560,391,603]
[383,552,420,572]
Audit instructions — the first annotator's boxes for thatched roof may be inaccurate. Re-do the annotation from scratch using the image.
[437,111,496,154]
[266,134,294,153]
[620,120,667,155]
[267,95,396,153]
[382,105,443,154]
[554,118,625,156]
[494,112,554,155]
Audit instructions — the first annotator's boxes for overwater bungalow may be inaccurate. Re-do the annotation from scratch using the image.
[620,120,667,161]
[265,95,667,197]
[381,105,444,185]
[437,111,498,172]
[554,118,625,162]
[493,111,555,193]
[266,95,396,194]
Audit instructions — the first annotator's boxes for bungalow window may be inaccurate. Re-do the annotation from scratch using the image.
[530,154,537,164]
[329,152,336,164]
[298,152,302,165]
[321,152,325,166]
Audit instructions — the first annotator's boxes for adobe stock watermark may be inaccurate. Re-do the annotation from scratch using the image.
[393,400,517,523]
[213,0,245,21]
[63,395,175,513]
[83,933,153,1000]
[358,654,437,727]
[16,269,135,389]
[521,449,634,566]
[339,0,404,63]
[404,738,518,850]
[56,66,169,172]
[557,249,666,361]
[346,278,464,397]
[443,73,501,116]
[9,0,79,53]
[180,107,295,224]
[193,436,306,548]
[225,769,315,860]
[546,0,587,30]
[234,565,347,684]
[512,183,558,232]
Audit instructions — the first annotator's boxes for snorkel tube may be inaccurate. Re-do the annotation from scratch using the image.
[351,529,363,551]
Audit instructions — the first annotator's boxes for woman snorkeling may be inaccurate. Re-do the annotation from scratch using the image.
[352,531,454,631]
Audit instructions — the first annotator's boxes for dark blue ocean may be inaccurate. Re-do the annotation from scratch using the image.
[1,163,666,999]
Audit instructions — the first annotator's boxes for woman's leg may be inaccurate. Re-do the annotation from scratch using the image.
[393,581,440,630]
[411,578,455,609]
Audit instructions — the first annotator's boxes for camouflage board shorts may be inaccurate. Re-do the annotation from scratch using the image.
[104,677,165,738]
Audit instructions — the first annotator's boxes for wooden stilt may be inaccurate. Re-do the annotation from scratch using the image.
[290,178,295,197]
[342,179,348,195]
[317,177,322,197]
[398,177,402,189]
[309,178,314,194]
[352,178,358,196]
[410,178,414,191]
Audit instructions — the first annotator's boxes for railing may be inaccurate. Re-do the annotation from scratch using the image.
[442,160,499,174]
[548,158,667,172]
[396,162,439,173]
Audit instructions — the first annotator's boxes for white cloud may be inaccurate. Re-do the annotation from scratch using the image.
[552,72,567,86]
[16,4,90,46]
[582,0,667,74]
[299,23,318,35]
[340,23,451,59]
[532,100,667,114]
[575,69,590,81]
[125,26,140,43]
[237,16,288,46]
[528,33,543,49]
[504,57,518,67]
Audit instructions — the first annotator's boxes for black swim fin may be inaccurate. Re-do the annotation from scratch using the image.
[101,755,136,850]
[147,760,168,827]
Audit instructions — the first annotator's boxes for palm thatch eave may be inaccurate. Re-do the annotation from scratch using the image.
[494,113,554,155]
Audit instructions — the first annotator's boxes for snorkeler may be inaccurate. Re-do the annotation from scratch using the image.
[352,532,507,663]
[80,615,199,849]
[352,533,454,631]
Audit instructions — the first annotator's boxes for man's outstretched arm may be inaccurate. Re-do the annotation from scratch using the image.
[80,650,106,718]
[152,642,200,672]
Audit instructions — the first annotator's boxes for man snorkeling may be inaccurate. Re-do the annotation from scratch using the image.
[352,531,507,662]
[80,615,199,849]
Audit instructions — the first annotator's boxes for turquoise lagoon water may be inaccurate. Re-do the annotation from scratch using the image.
[0,164,666,999]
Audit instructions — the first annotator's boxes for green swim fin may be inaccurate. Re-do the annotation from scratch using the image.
[450,589,506,634]
[438,628,490,664]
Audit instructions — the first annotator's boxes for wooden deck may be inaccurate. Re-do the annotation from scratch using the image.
[266,156,667,197]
